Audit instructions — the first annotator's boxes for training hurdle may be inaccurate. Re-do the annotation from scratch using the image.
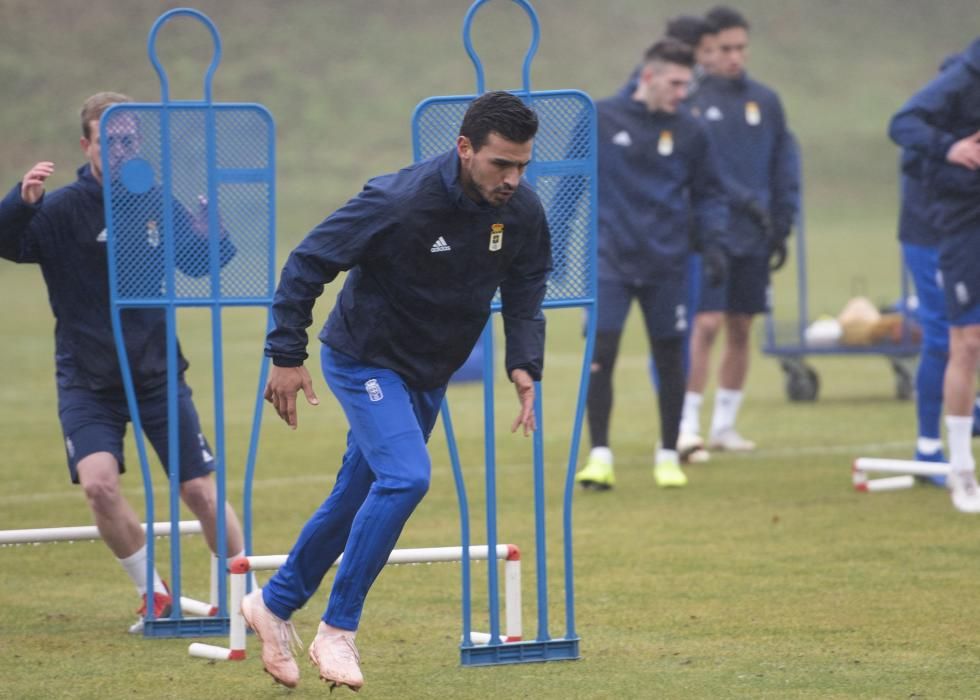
[188,545,522,661]
[0,519,218,617]
[0,519,202,546]
[852,457,950,492]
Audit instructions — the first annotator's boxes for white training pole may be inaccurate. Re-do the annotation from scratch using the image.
[504,557,522,641]
[863,475,916,492]
[0,520,202,546]
[189,545,521,661]
[852,457,950,493]
[187,562,247,661]
[180,597,217,617]
[854,458,950,476]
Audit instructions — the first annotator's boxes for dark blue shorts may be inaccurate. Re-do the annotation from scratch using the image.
[595,270,688,340]
[697,253,770,315]
[938,231,980,326]
[57,379,215,485]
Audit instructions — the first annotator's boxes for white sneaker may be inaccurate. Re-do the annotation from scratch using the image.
[677,433,710,464]
[708,428,756,452]
[309,621,364,691]
[948,469,980,514]
[241,589,302,688]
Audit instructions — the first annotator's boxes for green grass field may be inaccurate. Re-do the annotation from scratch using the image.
[2,1,979,698]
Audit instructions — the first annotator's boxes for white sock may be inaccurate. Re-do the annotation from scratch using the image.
[680,392,703,435]
[119,544,167,596]
[656,448,679,464]
[710,388,744,436]
[916,437,943,456]
[589,446,613,464]
[945,415,975,472]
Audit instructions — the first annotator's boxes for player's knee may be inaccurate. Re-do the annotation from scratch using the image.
[591,333,618,372]
[179,476,218,515]
[725,315,753,343]
[80,474,122,512]
[392,461,431,502]
[695,313,723,339]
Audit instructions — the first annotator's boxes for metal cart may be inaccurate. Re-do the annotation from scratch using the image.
[762,205,920,402]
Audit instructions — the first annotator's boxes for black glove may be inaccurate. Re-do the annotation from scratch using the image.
[768,238,788,271]
[701,243,729,287]
[741,199,773,241]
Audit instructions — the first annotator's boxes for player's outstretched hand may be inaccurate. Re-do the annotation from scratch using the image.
[264,364,319,430]
[509,368,536,437]
[21,162,54,205]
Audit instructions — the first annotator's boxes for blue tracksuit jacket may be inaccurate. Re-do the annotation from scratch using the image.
[897,155,939,247]
[0,164,235,391]
[894,53,962,247]
[264,149,552,390]
[687,73,799,256]
[889,38,980,238]
[596,94,728,283]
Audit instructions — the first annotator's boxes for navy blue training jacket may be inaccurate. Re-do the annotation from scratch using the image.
[0,164,235,391]
[264,149,552,391]
[596,94,728,283]
[889,38,980,238]
[688,73,799,256]
[896,164,938,247]
[894,53,963,247]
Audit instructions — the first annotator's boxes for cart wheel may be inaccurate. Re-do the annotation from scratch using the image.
[781,359,819,402]
[890,358,914,401]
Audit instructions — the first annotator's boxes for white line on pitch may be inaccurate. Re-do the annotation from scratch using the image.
[0,440,913,508]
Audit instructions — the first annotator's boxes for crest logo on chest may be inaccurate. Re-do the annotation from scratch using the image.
[489,223,504,252]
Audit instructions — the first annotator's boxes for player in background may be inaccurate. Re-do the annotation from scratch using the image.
[574,39,728,491]
[618,15,719,98]
[889,36,980,513]
[679,6,800,458]
[241,92,551,690]
[890,54,964,486]
[0,92,249,632]
[614,16,722,465]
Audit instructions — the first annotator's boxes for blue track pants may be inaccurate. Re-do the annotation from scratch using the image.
[262,344,446,630]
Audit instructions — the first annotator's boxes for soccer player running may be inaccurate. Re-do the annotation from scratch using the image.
[574,39,728,491]
[888,36,980,513]
[0,92,249,631]
[242,92,550,690]
[679,6,800,458]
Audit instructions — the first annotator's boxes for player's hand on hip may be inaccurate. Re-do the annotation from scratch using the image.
[509,368,536,437]
[21,162,54,205]
[947,131,980,170]
[702,243,729,287]
[264,364,319,430]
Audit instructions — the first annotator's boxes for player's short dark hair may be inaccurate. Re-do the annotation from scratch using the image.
[665,15,716,48]
[643,38,696,69]
[460,91,539,151]
[81,92,133,139]
[705,5,750,32]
